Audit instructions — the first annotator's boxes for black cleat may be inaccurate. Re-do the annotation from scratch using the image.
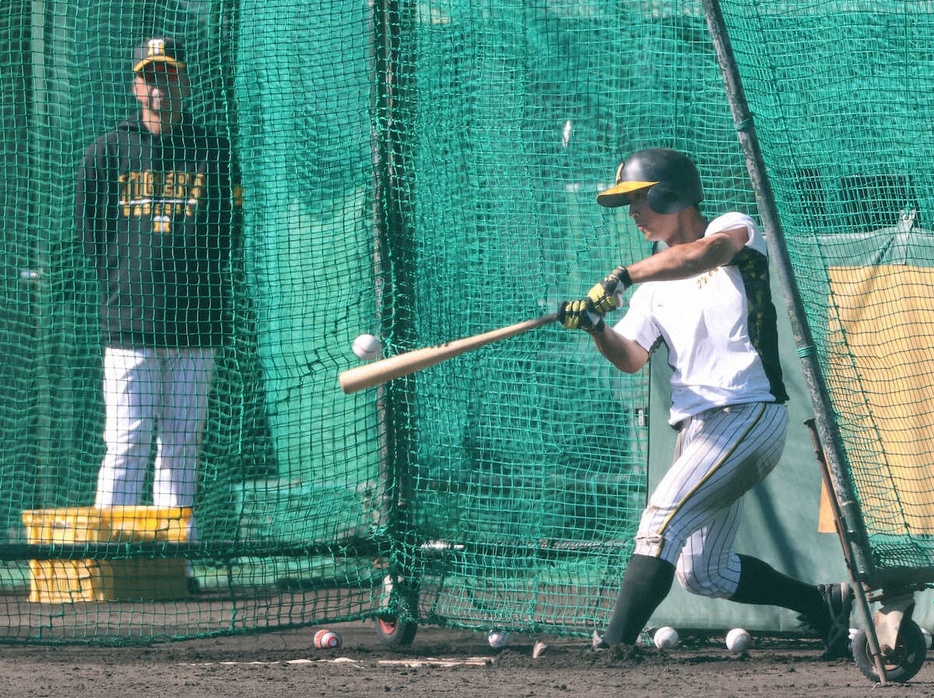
[804,582,853,659]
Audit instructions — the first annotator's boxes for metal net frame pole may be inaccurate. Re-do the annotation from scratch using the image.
[700,0,876,583]
[701,1,897,681]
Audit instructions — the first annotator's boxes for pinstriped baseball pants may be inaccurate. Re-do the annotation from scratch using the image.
[633,401,788,599]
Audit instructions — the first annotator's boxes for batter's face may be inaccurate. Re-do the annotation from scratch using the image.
[626,190,678,244]
[133,64,190,119]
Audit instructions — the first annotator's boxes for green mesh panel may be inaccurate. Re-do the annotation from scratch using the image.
[1,0,887,645]
[718,1,934,570]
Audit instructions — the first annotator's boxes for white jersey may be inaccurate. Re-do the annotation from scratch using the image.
[613,212,787,425]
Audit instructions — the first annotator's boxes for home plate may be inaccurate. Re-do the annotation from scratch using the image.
[377,657,491,667]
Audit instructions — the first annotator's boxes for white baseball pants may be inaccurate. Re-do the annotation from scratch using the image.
[95,346,216,524]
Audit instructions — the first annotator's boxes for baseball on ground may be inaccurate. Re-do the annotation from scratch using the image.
[352,333,383,360]
[726,627,752,653]
[653,626,679,649]
[314,628,342,648]
[488,630,510,648]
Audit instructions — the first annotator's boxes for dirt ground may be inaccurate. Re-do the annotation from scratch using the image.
[1,622,931,698]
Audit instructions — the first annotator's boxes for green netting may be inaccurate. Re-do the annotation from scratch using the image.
[3,0,916,646]
[717,0,934,571]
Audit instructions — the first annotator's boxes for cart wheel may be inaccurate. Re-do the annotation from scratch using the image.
[852,619,926,683]
[374,614,418,646]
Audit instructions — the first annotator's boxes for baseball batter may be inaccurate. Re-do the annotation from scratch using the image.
[558,148,852,658]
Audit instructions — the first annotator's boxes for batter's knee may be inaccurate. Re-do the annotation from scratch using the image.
[676,567,739,599]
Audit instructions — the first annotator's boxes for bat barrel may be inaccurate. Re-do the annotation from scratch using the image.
[338,313,557,394]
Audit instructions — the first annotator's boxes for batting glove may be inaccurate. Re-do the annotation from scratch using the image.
[557,299,605,335]
[586,266,632,315]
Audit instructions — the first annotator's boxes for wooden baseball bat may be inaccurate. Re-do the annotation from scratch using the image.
[339,313,558,394]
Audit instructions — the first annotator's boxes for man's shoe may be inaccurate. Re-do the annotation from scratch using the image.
[581,633,645,663]
[580,631,610,657]
[814,582,853,659]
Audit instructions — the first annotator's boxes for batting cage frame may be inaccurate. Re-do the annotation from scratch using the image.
[706,0,934,684]
[3,0,934,687]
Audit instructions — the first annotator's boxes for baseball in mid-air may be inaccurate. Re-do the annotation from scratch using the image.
[653,626,679,649]
[488,629,510,648]
[726,627,752,653]
[352,333,383,360]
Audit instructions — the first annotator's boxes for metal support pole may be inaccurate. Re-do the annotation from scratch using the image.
[700,0,886,679]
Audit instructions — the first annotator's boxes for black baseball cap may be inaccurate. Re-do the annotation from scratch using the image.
[133,37,186,73]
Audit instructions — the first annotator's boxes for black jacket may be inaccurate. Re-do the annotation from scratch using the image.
[76,116,241,347]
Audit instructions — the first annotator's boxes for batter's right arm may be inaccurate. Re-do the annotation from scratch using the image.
[556,295,648,373]
[591,325,649,374]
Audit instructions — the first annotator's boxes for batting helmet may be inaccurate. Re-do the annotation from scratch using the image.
[596,148,703,213]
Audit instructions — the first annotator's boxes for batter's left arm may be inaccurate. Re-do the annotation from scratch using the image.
[627,226,750,283]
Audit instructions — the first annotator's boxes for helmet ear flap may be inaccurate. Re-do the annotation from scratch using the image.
[647,183,680,214]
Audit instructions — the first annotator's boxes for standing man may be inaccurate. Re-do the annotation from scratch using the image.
[76,38,241,558]
[558,148,852,658]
